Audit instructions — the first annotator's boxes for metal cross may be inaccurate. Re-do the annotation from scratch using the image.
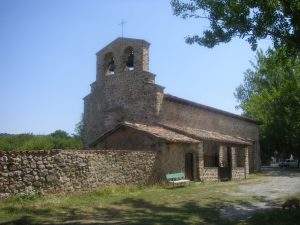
[119,20,126,38]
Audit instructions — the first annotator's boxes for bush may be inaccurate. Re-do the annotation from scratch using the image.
[22,136,55,150]
[0,130,83,151]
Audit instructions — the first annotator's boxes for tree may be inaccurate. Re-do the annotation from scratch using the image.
[74,114,84,141]
[171,0,300,52]
[50,130,69,139]
[235,48,300,162]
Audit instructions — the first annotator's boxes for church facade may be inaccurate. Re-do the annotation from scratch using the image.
[83,37,261,181]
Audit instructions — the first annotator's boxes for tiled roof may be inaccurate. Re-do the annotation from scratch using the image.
[90,122,200,147]
[90,122,251,147]
[123,122,200,143]
[159,123,252,145]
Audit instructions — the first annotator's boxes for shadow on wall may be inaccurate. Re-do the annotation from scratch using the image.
[148,152,165,184]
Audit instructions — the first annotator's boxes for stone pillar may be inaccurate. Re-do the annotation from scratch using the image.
[244,146,250,175]
[231,147,237,169]
[134,44,149,73]
[197,142,204,180]
[219,145,227,167]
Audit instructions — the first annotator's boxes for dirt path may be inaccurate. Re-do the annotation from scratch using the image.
[221,168,300,220]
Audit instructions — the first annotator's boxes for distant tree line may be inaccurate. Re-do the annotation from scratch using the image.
[0,130,83,151]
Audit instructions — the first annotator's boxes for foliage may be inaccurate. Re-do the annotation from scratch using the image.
[74,114,84,141]
[50,130,69,139]
[171,0,300,52]
[0,130,83,151]
[235,48,300,162]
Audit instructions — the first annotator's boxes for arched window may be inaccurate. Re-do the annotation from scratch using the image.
[123,46,134,71]
[104,52,115,75]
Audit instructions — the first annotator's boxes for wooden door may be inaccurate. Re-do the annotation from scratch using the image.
[185,153,194,181]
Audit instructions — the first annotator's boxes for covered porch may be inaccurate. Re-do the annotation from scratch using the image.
[158,124,252,182]
[199,141,250,181]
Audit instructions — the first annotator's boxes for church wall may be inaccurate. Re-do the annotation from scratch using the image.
[159,143,201,181]
[84,71,164,147]
[0,150,162,199]
[159,99,261,171]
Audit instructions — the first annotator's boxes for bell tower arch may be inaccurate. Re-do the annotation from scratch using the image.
[96,37,150,81]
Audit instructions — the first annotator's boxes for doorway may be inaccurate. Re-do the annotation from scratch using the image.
[185,153,194,181]
[219,147,232,181]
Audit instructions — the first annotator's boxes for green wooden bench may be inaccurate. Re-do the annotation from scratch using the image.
[166,172,190,186]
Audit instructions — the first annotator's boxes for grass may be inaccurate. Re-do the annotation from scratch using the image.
[0,174,299,225]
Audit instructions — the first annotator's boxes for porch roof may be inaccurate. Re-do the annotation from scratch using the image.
[158,124,252,146]
[122,122,200,143]
[90,122,200,147]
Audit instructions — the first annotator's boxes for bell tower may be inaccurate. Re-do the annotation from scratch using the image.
[83,38,165,146]
[96,37,150,81]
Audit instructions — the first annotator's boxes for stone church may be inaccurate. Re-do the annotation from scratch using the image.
[82,37,261,181]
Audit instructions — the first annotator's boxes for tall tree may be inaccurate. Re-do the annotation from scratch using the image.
[74,114,85,142]
[235,48,300,162]
[171,0,300,52]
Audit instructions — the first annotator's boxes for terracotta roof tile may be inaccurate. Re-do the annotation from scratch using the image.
[123,122,200,143]
[159,123,252,145]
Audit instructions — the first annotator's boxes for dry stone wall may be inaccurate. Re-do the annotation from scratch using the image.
[0,150,159,199]
[200,168,219,181]
[231,168,246,180]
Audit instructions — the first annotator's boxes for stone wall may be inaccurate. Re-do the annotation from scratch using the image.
[0,150,159,199]
[232,167,246,180]
[200,168,219,181]
[160,143,201,181]
[159,98,261,171]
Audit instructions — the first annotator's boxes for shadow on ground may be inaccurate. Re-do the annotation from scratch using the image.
[0,197,245,225]
[1,190,299,225]
[261,167,300,178]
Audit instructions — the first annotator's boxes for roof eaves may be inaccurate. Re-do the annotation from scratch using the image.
[124,122,199,144]
[158,123,251,146]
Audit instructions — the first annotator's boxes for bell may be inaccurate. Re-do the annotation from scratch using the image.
[108,58,115,72]
[126,52,134,68]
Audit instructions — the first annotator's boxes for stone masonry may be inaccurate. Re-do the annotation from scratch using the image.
[0,150,159,199]
[83,37,261,172]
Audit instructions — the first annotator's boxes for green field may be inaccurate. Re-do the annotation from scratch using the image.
[0,174,299,225]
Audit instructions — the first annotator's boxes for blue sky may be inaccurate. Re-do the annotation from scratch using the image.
[0,0,271,135]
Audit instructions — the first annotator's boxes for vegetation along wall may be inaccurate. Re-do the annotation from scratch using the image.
[0,150,159,199]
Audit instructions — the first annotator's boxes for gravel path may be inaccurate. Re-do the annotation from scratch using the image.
[221,168,300,220]
[239,168,300,199]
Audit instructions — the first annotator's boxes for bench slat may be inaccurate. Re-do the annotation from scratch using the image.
[166,172,185,180]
